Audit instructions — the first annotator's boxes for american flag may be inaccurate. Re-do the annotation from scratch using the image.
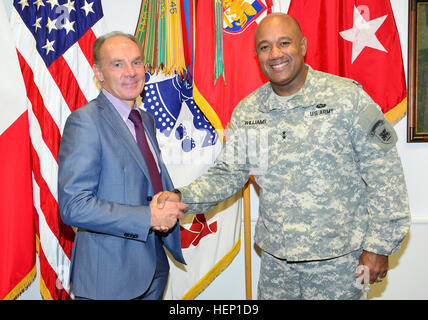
[10,0,106,300]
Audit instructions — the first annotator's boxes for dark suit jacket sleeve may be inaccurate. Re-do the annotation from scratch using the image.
[58,108,151,242]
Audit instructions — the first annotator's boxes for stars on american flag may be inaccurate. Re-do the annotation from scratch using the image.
[62,18,76,34]
[34,0,45,10]
[81,0,94,16]
[63,0,76,14]
[15,0,99,59]
[17,0,29,10]
[46,0,59,9]
[46,16,57,33]
[33,17,42,31]
[42,38,55,54]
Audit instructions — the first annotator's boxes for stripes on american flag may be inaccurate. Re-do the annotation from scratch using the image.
[10,0,105,300]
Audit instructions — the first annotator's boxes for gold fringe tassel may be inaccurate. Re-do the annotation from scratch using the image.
[39,276,53,300]
[181,238,241,300]
[35,234,54,300]
[3,265,37,300]
[385,97,407,125]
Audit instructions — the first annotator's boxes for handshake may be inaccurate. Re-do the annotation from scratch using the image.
[149,191,187,233]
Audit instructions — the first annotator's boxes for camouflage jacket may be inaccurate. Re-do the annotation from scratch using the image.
[180,66,410,261]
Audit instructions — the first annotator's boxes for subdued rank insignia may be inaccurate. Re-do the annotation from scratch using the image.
[370,120,393,144]
[316,103,327,109]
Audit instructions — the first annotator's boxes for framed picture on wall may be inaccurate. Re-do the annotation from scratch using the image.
[408,0,428,142]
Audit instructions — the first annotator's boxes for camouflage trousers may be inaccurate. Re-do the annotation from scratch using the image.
[257,249,367,300]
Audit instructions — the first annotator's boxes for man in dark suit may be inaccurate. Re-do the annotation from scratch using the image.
[58,31,187,300]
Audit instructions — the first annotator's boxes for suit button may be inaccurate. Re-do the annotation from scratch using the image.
[147,196,152,201]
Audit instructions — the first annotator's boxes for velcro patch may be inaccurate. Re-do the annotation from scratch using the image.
[370,120,394,144]
[357,104,397,151]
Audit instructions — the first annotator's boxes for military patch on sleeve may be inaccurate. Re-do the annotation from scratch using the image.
[370,120,394,144]
[357,103,397,151]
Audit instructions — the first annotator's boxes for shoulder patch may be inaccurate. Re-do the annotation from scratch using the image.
[357,103,397,151]
[370,119,394,144]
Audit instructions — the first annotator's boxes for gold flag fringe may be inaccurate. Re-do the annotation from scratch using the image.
[386,98,407,126]
[3,265,36,300]
[181,238,241,300]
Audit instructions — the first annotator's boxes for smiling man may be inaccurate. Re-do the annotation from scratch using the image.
[254,13,307,97]
[159,13,410,300]
[58,32,187,300]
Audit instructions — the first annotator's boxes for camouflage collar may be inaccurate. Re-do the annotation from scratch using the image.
[259,65,319,113]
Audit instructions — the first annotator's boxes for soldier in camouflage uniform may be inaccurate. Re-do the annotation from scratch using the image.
[159,13,410,299]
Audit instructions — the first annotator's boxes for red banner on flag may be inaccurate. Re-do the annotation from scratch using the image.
[193,0,268,130]
[288,0,407,123]
[0,112,35,300]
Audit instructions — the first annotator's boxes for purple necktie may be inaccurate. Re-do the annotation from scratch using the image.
[128,109,163,194]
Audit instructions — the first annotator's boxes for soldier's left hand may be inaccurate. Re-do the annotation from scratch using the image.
[356,250,388,284]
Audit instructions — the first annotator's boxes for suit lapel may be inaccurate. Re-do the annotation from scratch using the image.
[96,93,151,182]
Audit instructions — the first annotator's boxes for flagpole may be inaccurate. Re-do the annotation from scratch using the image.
[243,179,252,300]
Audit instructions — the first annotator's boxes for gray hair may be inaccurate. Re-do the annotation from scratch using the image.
[92,31,143,67]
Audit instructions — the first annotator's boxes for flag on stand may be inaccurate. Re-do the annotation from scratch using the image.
[288,0,407,124]
[193,0,269,131]
[10,0,106,299]
[140,71,241,300]
[135,0,243,299]
[0,2,35,300]
[165,0,279,299]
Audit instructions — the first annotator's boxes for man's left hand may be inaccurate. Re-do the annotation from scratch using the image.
[356,250,389,284]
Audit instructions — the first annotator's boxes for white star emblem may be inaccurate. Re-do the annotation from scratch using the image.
[62,18,76,34]
[339,6,388,64]
[33,0,45,10]
[46,0,59,9]
[17,0,29,10]
[81,0,95,16]
[63,0,76,14]
[42,39,55,55]
[46,17,58,34]
[33,17,42,32]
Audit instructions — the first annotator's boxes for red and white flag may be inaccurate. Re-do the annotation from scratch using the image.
[288,0,407,123]
[0,2,35,300]
[10,0,106,299]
